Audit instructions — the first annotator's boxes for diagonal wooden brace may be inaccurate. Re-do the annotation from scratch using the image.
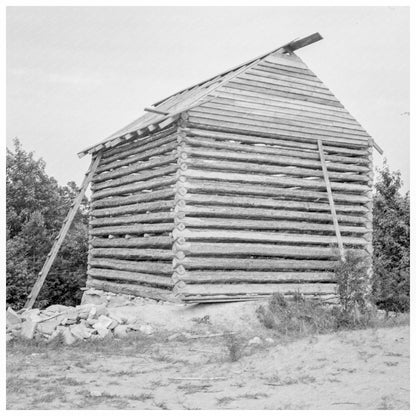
[317,139,345,262]
[24,152,103,309]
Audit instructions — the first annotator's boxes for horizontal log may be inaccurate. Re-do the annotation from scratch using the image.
[91,236,173,248]
[174,229,367,246]
[184,156,367,183]
[179,282,338,296]
[241,70,335,97]
[176,242,365,259]
[183,135,369,168]
[227,78,343,108]
[182,217,367,234]
[101,125,176,161]
[94,154,178,183]
[92,176,176,200]
[181,205,366,224]
[88,267,173,287]
[184,180,370,204]
[185,127,369,156]
[91,247,173,260]
[182,193,367,214]
[100,130,177,165]
[92,164,178,192]
[177,271,336,283]
[90,258,173,275]
[174,257,338,270]
[188,114,368,149]
[211,94,365,135]
[220,80,356,121]
[195,103,368,141]
[91,212,174,227]
[97,141,177,173]
[183,169,368,193]
[86,278,174,301]
[90,223,174,236]
[217,86,359,128]
[91,188,175,209]
[250,64,326,86]
[91,200,175,218]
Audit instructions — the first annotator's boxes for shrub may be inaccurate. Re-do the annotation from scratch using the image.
[334,251,370,316]
[372,162,410,312]
[224,333,244,362]
[257,293,338,337]
[6,139,89,309]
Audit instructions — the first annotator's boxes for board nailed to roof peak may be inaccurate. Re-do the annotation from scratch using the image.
[79,33,381,158]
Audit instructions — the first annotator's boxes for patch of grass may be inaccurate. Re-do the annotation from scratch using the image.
[30,392,59,405]
[378,395,395,410]
[384,361,399,367]
[125,392,154,401]
[216,396,235,406]
[224,333,245,362]
[266,373,316,386]
[153,400,168,409]
[111,370,137,377]
[54,376,84,386]
[237,392,269,400]
[257,290,408,341]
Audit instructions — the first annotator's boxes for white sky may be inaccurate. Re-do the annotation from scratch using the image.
[6,6,410,190]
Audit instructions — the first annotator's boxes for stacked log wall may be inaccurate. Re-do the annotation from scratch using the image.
[172,116,373,303]
[86,126,180,300]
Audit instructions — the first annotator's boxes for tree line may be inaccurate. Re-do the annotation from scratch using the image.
[6,139,410,312]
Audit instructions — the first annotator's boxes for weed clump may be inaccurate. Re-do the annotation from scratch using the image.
[224,333,244,362]
[256,293,337,337]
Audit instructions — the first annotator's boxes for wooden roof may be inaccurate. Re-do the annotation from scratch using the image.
[79,33,380,158]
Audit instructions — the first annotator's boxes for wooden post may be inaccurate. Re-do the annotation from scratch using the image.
[24,152,103,309]
[317,139,345,261]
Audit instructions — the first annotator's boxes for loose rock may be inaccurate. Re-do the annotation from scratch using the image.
[248,336,263,346]
[20,319,38,340]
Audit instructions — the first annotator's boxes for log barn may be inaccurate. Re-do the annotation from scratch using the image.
[78,33,380,304]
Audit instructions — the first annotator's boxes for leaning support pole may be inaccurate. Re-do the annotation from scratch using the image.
[24,152,103,309]
[317,139,345,262]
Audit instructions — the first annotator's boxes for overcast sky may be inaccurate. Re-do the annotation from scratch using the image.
[6,6,410,190]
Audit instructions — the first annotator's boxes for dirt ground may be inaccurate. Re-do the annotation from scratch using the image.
[6,323,409,410]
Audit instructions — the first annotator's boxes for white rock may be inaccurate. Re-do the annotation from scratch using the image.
[95,315,113,329]
[37,317,64,335]
[138,324,154,335]
[113,325,129,338]
[20,318,38,339]
[265,337,275,344]
[7,307,22,326]
[70,323,92,340]
[248,336,263,345]
[61,327,77,345]
[96,327,111,338]
[89,390,103,397]
[45,304,70,313]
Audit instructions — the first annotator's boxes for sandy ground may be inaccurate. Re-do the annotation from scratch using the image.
[6,323,409,410]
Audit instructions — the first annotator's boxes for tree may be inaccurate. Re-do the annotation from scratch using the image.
[372,162,410,312]
[6,138,89,309]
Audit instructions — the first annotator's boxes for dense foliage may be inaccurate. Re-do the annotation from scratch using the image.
[6,139,89,309]
[372,163,410,312]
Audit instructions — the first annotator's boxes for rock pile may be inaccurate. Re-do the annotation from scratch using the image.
[6,303,154,345]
